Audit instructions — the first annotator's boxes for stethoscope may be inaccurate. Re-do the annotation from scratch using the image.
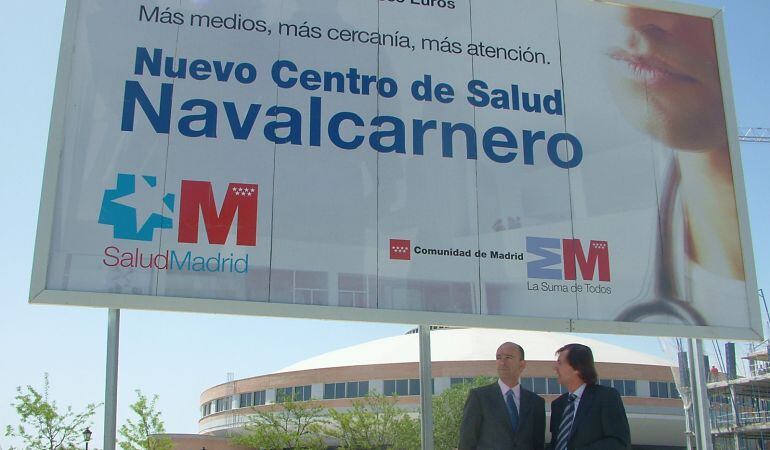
[614,158,707,325]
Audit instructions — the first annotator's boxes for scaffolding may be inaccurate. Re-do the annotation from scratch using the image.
[708,346,770,450]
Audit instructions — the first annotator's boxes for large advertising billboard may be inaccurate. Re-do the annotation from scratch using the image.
[31,0,761,339]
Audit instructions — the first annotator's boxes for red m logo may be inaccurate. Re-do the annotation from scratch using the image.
[562,239,610,282]
[177,181,258,246]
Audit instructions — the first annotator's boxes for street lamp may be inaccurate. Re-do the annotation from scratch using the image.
[82,427,92,450]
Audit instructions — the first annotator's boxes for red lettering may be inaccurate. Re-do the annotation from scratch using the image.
[178,181,258,246]
[562,239,610,282]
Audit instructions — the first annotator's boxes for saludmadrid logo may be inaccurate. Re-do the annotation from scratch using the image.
[98,173,257,273]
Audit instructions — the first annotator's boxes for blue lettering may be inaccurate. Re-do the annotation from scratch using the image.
[121,81,172,134]
[466,80,490,107]
[441,122,476,159]
[482,126,517,163]
[329,112,364,150]
[272,60,297,89]
[224,102,262,140]
[547,133,583,169]
[134,47,162,76]
[170,250,191,271]
[264,105,302,144]
[527,237,562,280]
[179,99,217,138]
[370,116,405,154]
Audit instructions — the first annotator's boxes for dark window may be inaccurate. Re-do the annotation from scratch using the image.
[396,379,409,396]
[277,386,310,402]
[670,383,680,399]
[336,382,346,398]
[215,397,231,412]
[324,384,335,400]
[659,382,669,398]
[624,380,636,397]
[599,379,612,387]
[409,379,421,396]
[347,382,359,398]
[384,380,396,396]
[359,381,369,396]
[520,377,533,391]
[276,387,290,403]
[613,379,625,396]
[240,393,253,407]
[533,378,546,395]
[547,378,561,395]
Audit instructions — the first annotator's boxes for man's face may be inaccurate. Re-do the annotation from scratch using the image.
[554,349,581,388]
[496,343,526,385]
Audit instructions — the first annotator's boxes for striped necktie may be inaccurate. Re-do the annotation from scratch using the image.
[554,394,577,450]
[505,389,519,432]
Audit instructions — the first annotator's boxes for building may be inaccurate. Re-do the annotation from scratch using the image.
[708,343,770,449]
[166,328,687,449]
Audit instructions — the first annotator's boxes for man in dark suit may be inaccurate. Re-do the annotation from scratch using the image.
[550,343,630,450]
[459,341,546,449]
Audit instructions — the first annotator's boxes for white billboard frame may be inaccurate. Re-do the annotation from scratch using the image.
[30,0,762,341]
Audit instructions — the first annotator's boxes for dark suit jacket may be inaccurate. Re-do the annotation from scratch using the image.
[549,384,630,450]
[459,382,546,450]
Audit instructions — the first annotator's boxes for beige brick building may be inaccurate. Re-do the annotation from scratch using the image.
[171,328,686,449]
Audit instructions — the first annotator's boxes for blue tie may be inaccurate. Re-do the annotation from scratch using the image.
[505,389,519,432]
[555,394,577,450]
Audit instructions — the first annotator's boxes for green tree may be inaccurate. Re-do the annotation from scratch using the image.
[5,373,100,450]
[432,377,495,450]
[231,397,326,449]
[118,390,173,450]
[325,393,420,450]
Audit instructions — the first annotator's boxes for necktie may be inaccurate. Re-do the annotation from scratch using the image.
[554,394,577,450]
[505,389,519,432]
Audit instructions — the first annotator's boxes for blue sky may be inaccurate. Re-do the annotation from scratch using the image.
[1,1,769,448]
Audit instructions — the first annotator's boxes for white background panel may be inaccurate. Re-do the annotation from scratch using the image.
[46,1,178,295]
[269,0,380,308]
[156,0,280,302]
[376,0,480,314]
[470,0,576,319]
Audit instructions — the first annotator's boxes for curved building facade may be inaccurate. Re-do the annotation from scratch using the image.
[195,328,686,448]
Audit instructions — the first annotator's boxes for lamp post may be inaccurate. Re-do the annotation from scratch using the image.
[83,427,92,450]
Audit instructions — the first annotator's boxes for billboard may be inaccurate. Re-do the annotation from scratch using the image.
[31,0,761,340]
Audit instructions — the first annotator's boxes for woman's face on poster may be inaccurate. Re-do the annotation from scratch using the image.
[604,7,727,151]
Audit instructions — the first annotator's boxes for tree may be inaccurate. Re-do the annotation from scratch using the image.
[5,373,100,450]
[432,377,495,450]
[231,397,327,449]
[325,393,420,450]
[118,390,173,450]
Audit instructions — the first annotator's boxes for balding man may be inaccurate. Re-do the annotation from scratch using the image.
[459,342,546,449]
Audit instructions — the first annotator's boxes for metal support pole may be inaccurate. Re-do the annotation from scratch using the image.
[104,309,120,450]
[418,325,434,450]
[688,338,713,450]
[678,350,695,449]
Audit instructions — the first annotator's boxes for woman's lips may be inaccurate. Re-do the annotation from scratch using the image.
[608,49,697,87]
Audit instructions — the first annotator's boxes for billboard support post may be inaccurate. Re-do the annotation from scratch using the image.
[103,309,120,450]
[693,339,714,449]
[418,325,433,450]
[688,338,713,450]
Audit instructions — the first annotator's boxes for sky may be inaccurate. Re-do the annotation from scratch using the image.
[1,0,770,448]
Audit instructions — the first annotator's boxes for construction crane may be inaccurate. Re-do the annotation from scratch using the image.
[738,127,770,143]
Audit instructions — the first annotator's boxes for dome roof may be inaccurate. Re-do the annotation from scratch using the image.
[277,328,671,373]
